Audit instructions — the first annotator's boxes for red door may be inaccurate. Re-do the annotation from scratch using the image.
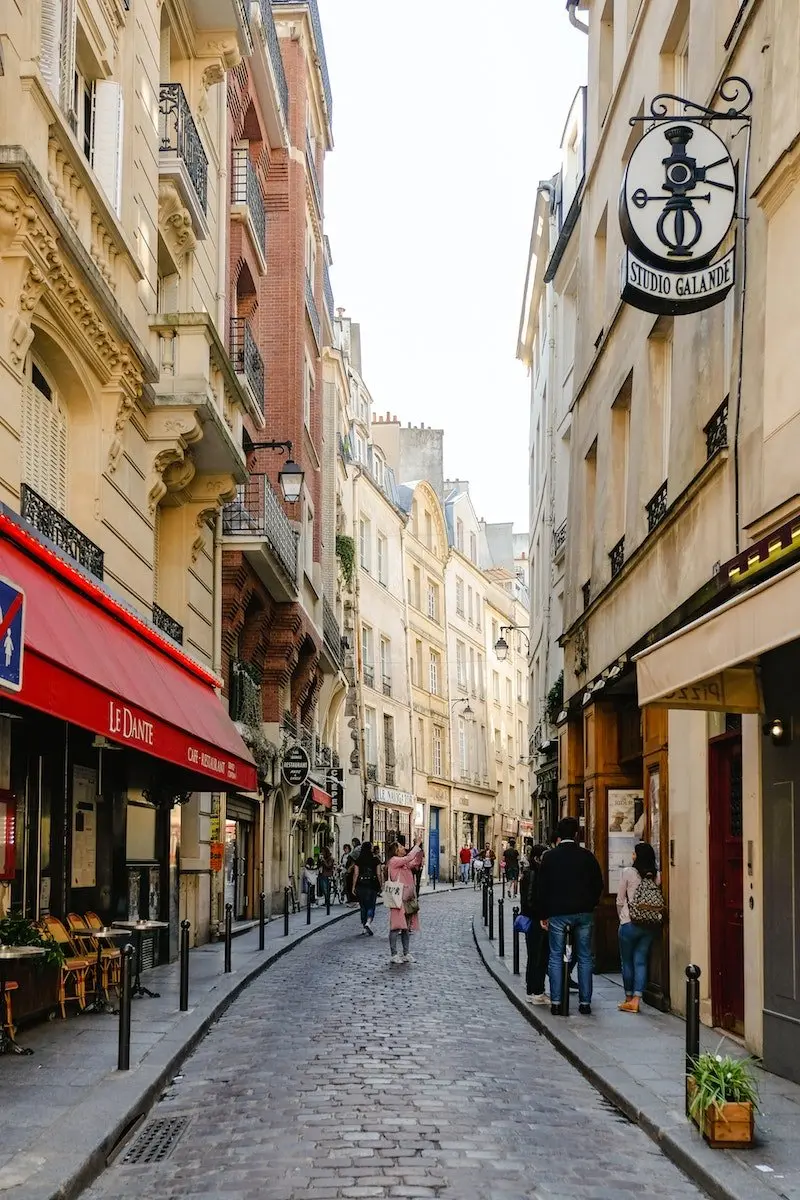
[709,733,745,1034]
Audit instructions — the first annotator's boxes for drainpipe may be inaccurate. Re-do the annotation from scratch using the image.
[566,0,589,34]
[213,511,223,678]
[216,80,228,333]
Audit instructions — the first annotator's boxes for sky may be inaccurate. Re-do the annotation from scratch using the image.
[320,0,587,532]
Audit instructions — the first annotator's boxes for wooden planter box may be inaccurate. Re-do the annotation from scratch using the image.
[687,1079,755,1148]
[7,958,60,1026]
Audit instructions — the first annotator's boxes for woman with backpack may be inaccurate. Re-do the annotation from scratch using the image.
[616,841,664,1013]
[352,841,382,934]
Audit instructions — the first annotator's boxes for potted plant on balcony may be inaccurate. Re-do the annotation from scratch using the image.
[0,912,64,1023]
[687,1051,758,1147]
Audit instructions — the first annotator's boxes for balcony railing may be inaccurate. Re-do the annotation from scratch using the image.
[323,260,334,324]
[553,519,567,559]
[282,710,297,737]
[316,742,333,768]
[305,273,321,348]
[322,595,343,667]
[223,473,298,583]
[159,83,208,213]
[21,484,104,580]
[152,603,184,645]
[385,764,395,786]
[230,317,265,418]
[305,131,323,214]
[609,536,625,579]
[705,397,729,460]
[231,147,266,258]
[363,664,375,689]
[382,675,392,697]
[273,0,332,119]
[646,480,668,533]
[259,0,289,117]
[366,763,378,782]
[230,657,263,726]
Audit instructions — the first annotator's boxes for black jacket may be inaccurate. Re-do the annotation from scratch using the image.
[537,841,604,919]
[520,862,542,921]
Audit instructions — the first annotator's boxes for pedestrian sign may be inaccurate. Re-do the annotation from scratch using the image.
[0,576,25,693]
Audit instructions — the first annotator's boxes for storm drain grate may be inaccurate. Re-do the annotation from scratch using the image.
[122,1115,192,1164]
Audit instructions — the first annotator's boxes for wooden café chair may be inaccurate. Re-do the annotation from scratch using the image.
[85,910,121,991]
[40,916,92,1018]
[1,979,19,1041]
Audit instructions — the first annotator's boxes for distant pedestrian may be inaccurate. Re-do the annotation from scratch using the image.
[616,841,664,1014]
[386,836,424,963]
[352,841,382,935]
[459,842,472,884]
[344,838,361,903]
[504,838,520,898]
[318,845,335,906]
[302,857,318,906]
[537,816,603,1016]
[520,844,549,1005]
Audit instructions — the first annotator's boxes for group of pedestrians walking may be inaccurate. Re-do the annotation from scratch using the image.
[517,816,664,1016]
[336,834,425,964]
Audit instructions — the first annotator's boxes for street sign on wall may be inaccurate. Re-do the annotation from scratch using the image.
[0,576,25,693]
[282,745,310,788]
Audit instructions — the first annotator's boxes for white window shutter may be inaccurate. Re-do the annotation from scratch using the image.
[22,379,68,514]
[40,0,63,99]
[59,0,77,119]
[93,80,124,216]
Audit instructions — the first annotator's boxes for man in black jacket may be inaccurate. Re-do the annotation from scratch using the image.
[537,816,604,1016]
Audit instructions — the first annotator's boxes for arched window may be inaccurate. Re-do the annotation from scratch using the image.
[21,356,68,513]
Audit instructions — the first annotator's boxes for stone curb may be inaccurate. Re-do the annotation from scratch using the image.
[472,915,776,1200]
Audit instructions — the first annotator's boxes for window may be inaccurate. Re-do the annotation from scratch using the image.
[22,359,68,513]
[467,587,473,623]
[305,211,317,285]
[510,783,516,811]
[373,455,384,488]
[478,651,485,698]
[433,725,443,776]
[494,728,502,757]
[507,734,514,760]
[377,533,388,586]
[416,717,425,771]
[456,640,467,690]
[458,718,467,774]
[383,714,396,770]
[427,581,439,622]
[429,651,440,695]
[361,624,374,686]
[492,619,499,647]
[456,518,464,552]
[517,720,524,749]
[455,577,465,616]
[303,500,314,578]
[359,516,371,571]
[469,646,476,695]
[415,640,423,687]
[469,531,477,563]
[364,707,376,765]
[476,599,482,631]
[424,511,432,549]
[598,0,615,124]
[492,671,500,702]
[611,374,632,543]
[380,637,391,690]
[648,320,673,480]
[303,356,315,429]
[506,679,513,709]
[479,726,487,777]
[412,565,421,608]
[516,670,523,702]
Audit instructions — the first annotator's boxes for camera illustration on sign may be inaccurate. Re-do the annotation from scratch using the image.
[619,77,752,315]
[281,744,310,787]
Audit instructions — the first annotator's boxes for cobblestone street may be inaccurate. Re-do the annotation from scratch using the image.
[85,892,704,1200]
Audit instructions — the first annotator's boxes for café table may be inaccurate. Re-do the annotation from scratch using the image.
[0,945,46,1055]
[111,921,169,998]
[70,926,129,1014]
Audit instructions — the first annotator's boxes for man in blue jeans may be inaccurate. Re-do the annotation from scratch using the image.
[537,816,604,1016]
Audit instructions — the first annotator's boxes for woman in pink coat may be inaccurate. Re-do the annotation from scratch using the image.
[386,836,424,964]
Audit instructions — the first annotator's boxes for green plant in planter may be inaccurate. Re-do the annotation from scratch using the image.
[0,912,65,968]
[688,1050,759,1120]
[336,534,356,589]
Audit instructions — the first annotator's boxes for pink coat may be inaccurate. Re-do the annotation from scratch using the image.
[388,847,424,932]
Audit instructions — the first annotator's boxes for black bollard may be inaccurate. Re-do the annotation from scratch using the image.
[488,888,495,941]
[685,964,701,1114]
[258,892,266,951]
[179,920,190,1012]
[224,903,233,973]
[432,870,436,891]
[498,897,505,957]
[512,906,520,975]
[559,924,573,1016]
[117,943,133,1071]
[283,887,290,937]
[306,885,312,925]
[482,880,488,925]
[325,879,331,916]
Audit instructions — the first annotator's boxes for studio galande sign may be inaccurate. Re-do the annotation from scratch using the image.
[619,120,736,315]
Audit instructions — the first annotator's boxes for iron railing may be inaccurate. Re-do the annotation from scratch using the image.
[272,0,332,119]
[382,675,392,697]
[231,147,266,258]
[259,0,289,117]
[159,83,208,213]
[230,658,263,726]
[553,519,567,559]
[705,397,729,459]
[21,484,104,579]
[610,536,625,579]
[323,260,334,324]
[305,131,323,214]
[316,742,333,768]
[363,664,375,689]
[385,764,395,786]
[366,763,378,782]
[230,317,265,418]
[300,725,313,754]
[646,481,668,533]
[282,710,297,737]
[152,603,184,645]
[305,273,321,348]
[223,473,298,583]
[322,595,342,667]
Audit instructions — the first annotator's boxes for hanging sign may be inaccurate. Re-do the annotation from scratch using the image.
[281,745,310,788]
[619,101,744,315]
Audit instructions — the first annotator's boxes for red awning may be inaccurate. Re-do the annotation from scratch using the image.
[309,785,331,809]
[0,515,257,791]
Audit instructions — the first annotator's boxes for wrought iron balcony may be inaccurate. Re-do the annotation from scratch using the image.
[259,0,289,117]
[282,710,297,736]
[159,83,208,214]
[230,317,265,418]
[609,536,625,579]
[363,664,375,689]
[21,484,104,580]
[223,473,299,583]
[646,480,668,533]
[230,657,263,726]
[305,131,323,215]
[323,260,334,324]
[316,742,333,768]
[385,764,395,786]
[705,398,729,460]
[382,675,392,697]
[553,519,567,559]
[305,273,321,349]
[152,603,184,645]
[272,0,332,120]
[366,763,378,782]
[300,725,313,754]
[231,147,266,258]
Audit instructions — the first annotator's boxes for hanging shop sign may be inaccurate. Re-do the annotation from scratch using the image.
[281,744,310,788]
[326,767,344,812]
[619,78,752,316]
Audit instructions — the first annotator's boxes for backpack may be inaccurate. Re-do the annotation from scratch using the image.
[628,875,666,928]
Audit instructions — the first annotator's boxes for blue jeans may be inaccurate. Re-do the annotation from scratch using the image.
[460,863,470,883]
[547,913,594,1004]
[618,922,654,997]
[356,885,378,925]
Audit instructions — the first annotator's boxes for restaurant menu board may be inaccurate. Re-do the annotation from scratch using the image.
[71,766,97,888]
[607,789,644,894]
[0,789,15,880]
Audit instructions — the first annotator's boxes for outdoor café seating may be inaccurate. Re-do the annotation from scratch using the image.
[40,915,92,1018]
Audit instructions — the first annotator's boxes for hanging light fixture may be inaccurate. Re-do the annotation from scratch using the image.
[278,458,304,504]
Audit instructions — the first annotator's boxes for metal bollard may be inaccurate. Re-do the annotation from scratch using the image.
[482,880,488,924]
[432,871,436,891]
[224,903,233,973]
[306,885,312,925]
[117,943,134,1071]
[283,887,290,937]
[488,888,495,941]
[325,879,331,916]
[258,892,266,951]
[179,920,190,1012]
[559,924,573,1016]
[685,964,701,1115]
[498,897,505,957]
[512,906,520,974]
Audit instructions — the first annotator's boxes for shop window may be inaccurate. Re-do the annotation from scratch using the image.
[126,798,156,860]
[22,357,68,513]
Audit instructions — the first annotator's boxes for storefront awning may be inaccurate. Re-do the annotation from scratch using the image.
[0,514,257,791]
[309,785,331,808]
[633,560,800,709]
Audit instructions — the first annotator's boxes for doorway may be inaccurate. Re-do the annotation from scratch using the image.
[709,729,745,1034]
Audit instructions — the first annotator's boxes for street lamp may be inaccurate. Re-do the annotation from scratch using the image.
[245,437,305,503]
[450,697,473,719]
[494,624,530,661]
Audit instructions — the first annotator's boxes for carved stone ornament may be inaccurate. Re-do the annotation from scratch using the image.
[158,181,196,259]
[145,410,204,513]
[107,354,146,472]
[198,62,227,117]
[573,625,589,677]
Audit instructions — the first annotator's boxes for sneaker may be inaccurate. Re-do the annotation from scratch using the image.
[364,923,374,937]
[579,1003,592,1016]
[551,1002,561,1016]
[402,953,414,963]
[527,993,548,1005]
[389,954,404,965]
[360,926,368,936]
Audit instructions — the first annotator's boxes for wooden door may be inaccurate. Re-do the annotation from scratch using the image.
[709,734,745,1033]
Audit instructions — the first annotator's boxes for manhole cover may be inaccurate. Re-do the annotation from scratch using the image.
[122,1115,192,1164]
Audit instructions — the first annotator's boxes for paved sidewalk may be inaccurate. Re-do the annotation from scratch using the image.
[474,904,800,1200]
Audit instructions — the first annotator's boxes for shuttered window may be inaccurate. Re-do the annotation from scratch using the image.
[153,506,161,602]
[93,79,124,215]
[40,0,63,98]
[21,363,68,513]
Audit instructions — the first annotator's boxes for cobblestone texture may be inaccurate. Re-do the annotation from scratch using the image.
[84,893,704,1200]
